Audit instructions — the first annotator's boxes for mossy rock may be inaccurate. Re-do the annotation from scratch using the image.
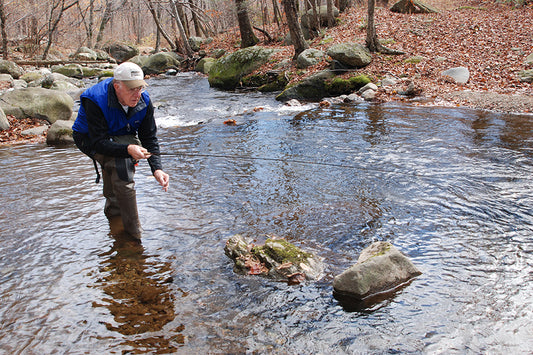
[276,70,335,101]
[324,74,371,96]
[208,46,277,90]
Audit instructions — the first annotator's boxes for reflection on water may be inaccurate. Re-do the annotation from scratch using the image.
[0,74,532,354]
[92,217,183,353]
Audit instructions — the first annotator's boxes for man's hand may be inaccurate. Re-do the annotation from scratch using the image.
[127,144,152,160]
[154,169,170,192]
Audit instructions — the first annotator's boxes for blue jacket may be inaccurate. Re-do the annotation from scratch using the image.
[72,78,150,135]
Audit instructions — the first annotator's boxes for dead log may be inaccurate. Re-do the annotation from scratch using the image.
[390,0,438,13]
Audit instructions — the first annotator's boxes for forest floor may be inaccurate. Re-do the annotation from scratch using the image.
[1,0,532,145]
[205,0,532,113]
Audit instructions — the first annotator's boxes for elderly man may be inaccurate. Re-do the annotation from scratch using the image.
[72,62,169,240]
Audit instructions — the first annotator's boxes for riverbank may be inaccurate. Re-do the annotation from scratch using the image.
[204,0,532,113]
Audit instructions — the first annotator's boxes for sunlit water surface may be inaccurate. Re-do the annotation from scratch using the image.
[1,73,532,354]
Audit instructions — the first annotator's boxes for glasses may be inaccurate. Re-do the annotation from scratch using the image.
[119,82,146,94]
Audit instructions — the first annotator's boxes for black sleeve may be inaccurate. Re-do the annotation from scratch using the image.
[84,97,130,158]
[138,102,163,173]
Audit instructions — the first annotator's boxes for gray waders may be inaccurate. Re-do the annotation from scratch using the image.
[95,135,143,239]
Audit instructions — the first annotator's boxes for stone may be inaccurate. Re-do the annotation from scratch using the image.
[296,48,325,69]
[46,119,73,145]
[224,234,324,283]
[333,241,421,302]
[52,64,84,79]
[0,87,74,123]
[518,69,533,83]
[208,46,277,90]
[344,93,363,103]
[358,82,378,94]
[525,52,533,66]
[326,43,372,68]
[276,69,335,102]
[361,89,376,101]
[441,66,470,84]
[0,60,23,79]
[195,57,217,74]
[22,125,48,136]
[0,106,8,130]
[105,43,139,63]
[142,52,183,75]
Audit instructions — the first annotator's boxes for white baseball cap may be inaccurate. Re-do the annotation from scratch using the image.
[114,62,147,88]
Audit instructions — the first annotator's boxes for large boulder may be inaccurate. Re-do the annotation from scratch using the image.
[195,57,217,74]
[0,59,24,79]
[208,46,277,90]
[225,234,324,284]
[46,119,73,145]
[0,106,8,130]
[276,69,335,102]
[327,43,372,68]
[518,69,533,83]
[333,241,421,304]
[0,87,74,123]
[441,66,470,84]
[141,52,183,75]
[72,46,98,61]
[300,5,340,38]
[105,43,139,63]
[296,48,325,69]
[52,64,84,79]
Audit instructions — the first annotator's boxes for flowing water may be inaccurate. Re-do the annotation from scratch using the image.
[0,73,532,354]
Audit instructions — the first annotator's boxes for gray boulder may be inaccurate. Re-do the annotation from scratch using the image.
[106,43,139,63]
[52,64,84,79]
[142,52,182,75]
[296,48,325,69]
[0,87,74,123]
[0,106,8,130]
[0,73,14,90]
[525,52,533,66]
[195,57,217,74]
[327,43,372,68]
[208,46,277,90]
[225,234,324,284]
[46,119,73,145]
[0,60,24,79]
[72,47,98,61]
[333,241,421,302]
[518,69,533,83]
[276,69,335,102]
[441,66,470,84]
[188,36,204,52]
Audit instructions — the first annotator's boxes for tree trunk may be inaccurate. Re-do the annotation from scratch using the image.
[188,0,202,37]
[365,0,403,54]
[145,0,176,50]
[42,0,78,60]
[282,0,308,60]
[170,0,193,56]
[271,0,282,27]
[235,0,259,48]
[327,0,335,27]
[0,0,8,59]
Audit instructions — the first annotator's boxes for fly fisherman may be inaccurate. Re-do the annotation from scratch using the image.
[72,62,170,240]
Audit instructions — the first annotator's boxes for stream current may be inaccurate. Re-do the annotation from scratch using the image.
[0,73,532,354]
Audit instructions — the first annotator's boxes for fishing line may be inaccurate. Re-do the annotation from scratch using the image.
[153,151,430,179]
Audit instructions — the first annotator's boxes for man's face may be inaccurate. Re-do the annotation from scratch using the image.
[114,81,144,108]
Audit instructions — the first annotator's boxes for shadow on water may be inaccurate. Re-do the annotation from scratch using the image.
[92,217,185,353]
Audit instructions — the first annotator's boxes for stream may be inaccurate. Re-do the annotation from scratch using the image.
[0,72,532,354]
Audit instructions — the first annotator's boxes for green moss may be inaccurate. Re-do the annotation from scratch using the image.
[324,74,371,96]
[255,238,313,264]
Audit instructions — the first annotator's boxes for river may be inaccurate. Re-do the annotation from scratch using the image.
[0,72,532,354]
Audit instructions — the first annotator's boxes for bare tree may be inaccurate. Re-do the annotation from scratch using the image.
[235,0,258,48]
[169,0,193,56]
[95,0,128,49]
[365,0,403,54]
[42,0,78,59]
[282,0,308,59]
[0,0,7,59]
[145,0,177,50]
[77,0,95,47]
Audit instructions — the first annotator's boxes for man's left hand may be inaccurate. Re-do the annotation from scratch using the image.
[154,170,170,192]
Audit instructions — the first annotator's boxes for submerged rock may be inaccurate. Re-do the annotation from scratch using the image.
[224,234,324,284]
[333,241,421,305]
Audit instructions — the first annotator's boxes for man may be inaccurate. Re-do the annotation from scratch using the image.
[72,62,169,240]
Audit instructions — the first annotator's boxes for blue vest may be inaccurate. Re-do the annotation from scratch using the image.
[72,78,150,136]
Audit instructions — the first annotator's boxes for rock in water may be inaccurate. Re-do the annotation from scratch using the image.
[224,234,324,284]
[333,241,421,307]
